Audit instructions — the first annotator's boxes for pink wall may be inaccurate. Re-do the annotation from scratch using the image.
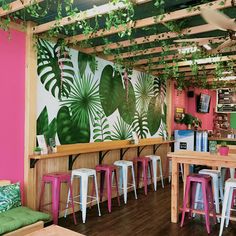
[171,82,216,133]
[0,29,25,186]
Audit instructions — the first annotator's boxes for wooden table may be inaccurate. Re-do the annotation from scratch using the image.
[25,225,84,236]
[167,150,236,223]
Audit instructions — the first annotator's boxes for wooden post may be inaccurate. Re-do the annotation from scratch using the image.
[166,80,173,138]
[183,163,190,195]
[24,21,37,209]
[171,157,179,223]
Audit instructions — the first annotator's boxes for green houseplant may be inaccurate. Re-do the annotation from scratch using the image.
[33,147,41,155]
[219,142,229,156]
[180,113,202,130]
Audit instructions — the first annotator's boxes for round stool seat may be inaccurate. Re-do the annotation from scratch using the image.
[145,155,161,161]
[96,164,116,172]
[114,160,133,167]
[72,168,96,176]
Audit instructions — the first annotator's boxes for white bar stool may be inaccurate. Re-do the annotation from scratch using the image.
[219,178,236,236]
[64,168,101,223]
[197,169,224,218]
[145,155,164,190]
[113,160,137,204]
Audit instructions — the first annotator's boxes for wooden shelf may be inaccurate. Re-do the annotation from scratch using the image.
[208,137,236,142]
[29,138,175,169]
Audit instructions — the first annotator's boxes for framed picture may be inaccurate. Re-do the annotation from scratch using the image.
[37,135,48,154]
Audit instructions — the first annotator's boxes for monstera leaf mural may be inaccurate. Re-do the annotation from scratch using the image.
[37,39,74,100]
[99,65,123,116]
[37,106,57,144]
[112,116,132,140]
[147,97,162,136]
[93,112,111,142]
[132,111,149,139]
[153,77,166,104]
[78,52,97,76]
[118,80,136,125]
[57,106,90,144]
[135,72,154,112]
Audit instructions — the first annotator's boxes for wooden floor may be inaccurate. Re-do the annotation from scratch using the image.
[58,182,236,236]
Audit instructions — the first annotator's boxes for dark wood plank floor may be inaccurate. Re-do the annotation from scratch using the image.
[59,182,236,236]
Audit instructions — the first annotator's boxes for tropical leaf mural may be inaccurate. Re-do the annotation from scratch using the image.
[153,77,166,104]
[93,112,111,142]
[112,116,132,140]
[99,65,123,117]
[118,80,136,125]
[57,106,90,144]
[37,39,74,100]
[62,74,101,126]
[37,106,57,144]
[135,73,154,112]
[132,111,149,139]
[147,97,162,136]
[78,52,97,76]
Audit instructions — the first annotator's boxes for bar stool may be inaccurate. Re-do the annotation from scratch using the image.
[39,172,77,225]
[64,168,101,223]
[95,164,120,213]
[219,178,236,236]
[181,174,216,234]
[113,160,137,204]
[133,156,153,195]
[197,169,224,217]
[145,155,164,190]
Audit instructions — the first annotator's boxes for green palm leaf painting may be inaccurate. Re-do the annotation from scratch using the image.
[93,112,111,142]
[118,80,136,125]
[99,65,123,116]
[37,39,74,100]
[57,106,90,144]
[112,116,132,140]
[78,52,97,76]
[62,73,101,126]
[132,111,149,139]
[37,106,57,144]
[135,72,154,112]
[147,97,162,136]
[153,77,166,104]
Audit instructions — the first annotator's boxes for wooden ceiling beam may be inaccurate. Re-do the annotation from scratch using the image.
[101,24,221,61]
[66,0,232,44]
[32,0,150,34]
[143,55,236,70]
[0,0,43,17]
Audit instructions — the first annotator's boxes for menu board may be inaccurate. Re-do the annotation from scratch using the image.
[217,88,236,113]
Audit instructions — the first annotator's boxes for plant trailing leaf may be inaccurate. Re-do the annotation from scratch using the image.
[62,73,101,126]
[93,112,111,142]
[99,65,123,116]
[118,80,136,125]
[57,106,90,144]
[135,72,154,112]
[112,116,132,140]
[147,97,162,136]
[78,51,97,76]
[132,111,149,139]
[37,39,74,100]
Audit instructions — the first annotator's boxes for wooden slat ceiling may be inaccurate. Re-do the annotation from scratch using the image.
[2,0,236,85]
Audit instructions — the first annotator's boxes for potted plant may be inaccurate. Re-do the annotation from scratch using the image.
[34,147,41,155]
[218,142,229,156]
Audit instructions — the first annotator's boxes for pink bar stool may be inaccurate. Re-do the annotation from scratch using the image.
[133,156,153,195]
[95,164,120,213]
[181,174,216,234]
[39,172,77,225]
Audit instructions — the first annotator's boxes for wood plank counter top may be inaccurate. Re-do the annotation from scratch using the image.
[29,138,174,168]
[208,137,236,142]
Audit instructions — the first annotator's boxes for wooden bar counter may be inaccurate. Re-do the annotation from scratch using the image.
[168,150,236,224]
[27,138,173,210]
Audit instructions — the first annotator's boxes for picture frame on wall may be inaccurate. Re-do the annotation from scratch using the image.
[37,135,48,154]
